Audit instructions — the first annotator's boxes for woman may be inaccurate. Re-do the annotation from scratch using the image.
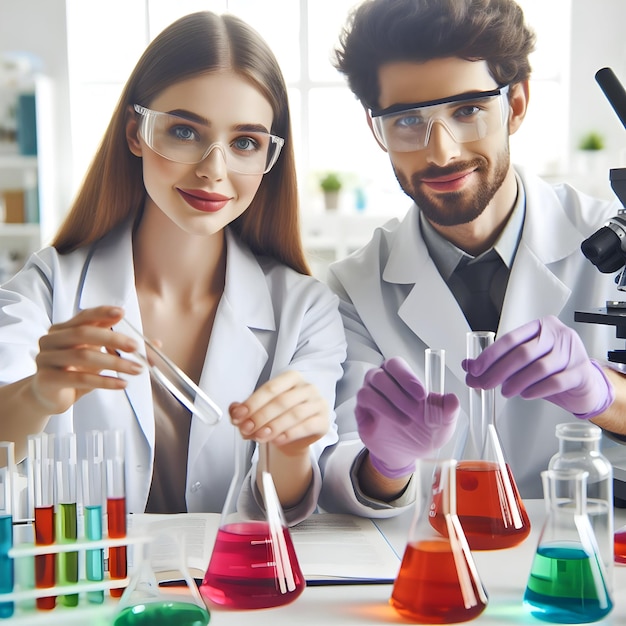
[0,11,346,524]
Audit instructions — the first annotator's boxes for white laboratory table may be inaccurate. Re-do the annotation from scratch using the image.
[206,500,626,626]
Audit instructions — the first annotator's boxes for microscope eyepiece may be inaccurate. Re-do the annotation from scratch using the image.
[581,226,625,273]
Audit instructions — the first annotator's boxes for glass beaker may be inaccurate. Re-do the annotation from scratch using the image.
[435,331,530,550]
[549,422,613,585]
[391,458,488,623]
[524,469,613,623]
[199,433,305,609]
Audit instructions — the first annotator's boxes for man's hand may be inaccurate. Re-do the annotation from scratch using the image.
[462,315,614,419]
[355,357,459,478]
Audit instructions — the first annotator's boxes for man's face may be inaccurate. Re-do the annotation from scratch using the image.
[373,58,513,227]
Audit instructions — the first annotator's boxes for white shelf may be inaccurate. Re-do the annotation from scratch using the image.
[0,154,37,170]
[0,223,39,238]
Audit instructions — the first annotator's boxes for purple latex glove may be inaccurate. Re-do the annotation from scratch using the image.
[462,315,614,419]
[355,357,460,479]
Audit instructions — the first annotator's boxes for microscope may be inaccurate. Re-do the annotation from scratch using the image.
[577,67,626,505]
[577,68,626,367]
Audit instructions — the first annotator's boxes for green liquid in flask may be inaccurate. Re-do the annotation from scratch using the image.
[524,542,613,623]
[114,600,210,626]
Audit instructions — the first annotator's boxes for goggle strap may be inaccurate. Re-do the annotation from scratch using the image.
[370,85,508,118]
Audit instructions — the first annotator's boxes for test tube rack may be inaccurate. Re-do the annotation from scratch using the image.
[0,531,151,624]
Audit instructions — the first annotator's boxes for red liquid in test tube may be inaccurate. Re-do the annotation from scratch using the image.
[105,430,127,598]
[29,434,56,611]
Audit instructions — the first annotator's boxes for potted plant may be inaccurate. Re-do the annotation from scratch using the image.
[575,131,607,179]
[320,172,342,210]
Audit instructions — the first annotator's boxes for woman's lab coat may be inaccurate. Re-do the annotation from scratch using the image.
[0,221,346,523]
[319,166,623,517]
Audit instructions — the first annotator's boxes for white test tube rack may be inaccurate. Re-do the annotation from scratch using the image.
[0,531,151,624]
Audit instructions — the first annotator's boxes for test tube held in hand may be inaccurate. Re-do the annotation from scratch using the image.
[425,348,445,395]
[105,430,127,597]
[81,431,105,604]
[55,433,79,606]
[29,434,56,611]
[0,442,15,618]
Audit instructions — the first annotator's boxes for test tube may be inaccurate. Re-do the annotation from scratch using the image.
[105,430,127,597]
[81,431,104,604]
[466,331,496,453]
[29,433,56,611]
[0,442,15,619]
[55,433,78,606]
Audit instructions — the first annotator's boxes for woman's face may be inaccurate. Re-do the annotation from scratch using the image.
[126,71,275,237]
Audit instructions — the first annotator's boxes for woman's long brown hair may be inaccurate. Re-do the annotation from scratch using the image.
[53,11,310,275]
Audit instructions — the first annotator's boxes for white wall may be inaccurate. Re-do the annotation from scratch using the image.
[569,0,626,160]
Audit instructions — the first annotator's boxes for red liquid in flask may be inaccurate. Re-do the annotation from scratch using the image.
[431,461,530,550]
[391,540,487,623]
[200,520,305,609]
[107,497,127,597]
[615,527,626,564]
[34,505,56,610]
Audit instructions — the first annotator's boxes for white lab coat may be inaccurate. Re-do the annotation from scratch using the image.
[319,166,624,517]
[0,221,346,524]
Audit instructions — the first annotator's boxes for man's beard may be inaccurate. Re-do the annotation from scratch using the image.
[394,144,510,227]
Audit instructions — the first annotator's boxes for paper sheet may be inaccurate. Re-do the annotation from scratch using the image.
[128,512,402,585]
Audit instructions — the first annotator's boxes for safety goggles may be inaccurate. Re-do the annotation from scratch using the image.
[133,104,284,175]
[370,85,510,152]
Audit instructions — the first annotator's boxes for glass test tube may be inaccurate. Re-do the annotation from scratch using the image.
[425,348,445,395]
[81,431,105,604]
[29,433,56,611]
[56,433,79,606]
[0,442,15,619]
[105,430,127,597]
[466,331,495,450]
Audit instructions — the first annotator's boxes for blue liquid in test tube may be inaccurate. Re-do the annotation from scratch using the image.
[81,431,104,604]
[0,442,15,619]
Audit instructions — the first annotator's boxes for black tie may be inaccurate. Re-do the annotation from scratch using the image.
[449,250,508,332]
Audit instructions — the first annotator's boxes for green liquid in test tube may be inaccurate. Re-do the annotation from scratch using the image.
[56,433,78,607]
[81,431,105,604]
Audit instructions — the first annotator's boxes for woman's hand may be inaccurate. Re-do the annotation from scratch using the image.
[229,370,330,457]
[30,305,143,415]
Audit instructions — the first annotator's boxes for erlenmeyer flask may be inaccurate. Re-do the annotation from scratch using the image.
[524,469,613,623]
[114,521,210,626]
[199,433,305,609]
[391,458,488,623]
[435,331,530,550]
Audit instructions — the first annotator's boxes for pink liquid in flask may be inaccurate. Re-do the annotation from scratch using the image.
[200,520,305,609]
[615,526,626,564]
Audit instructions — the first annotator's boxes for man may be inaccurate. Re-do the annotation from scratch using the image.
[319,0,626,517]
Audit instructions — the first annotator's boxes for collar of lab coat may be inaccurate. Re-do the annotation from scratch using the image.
[76,221,273,458]
[381,166,580,382]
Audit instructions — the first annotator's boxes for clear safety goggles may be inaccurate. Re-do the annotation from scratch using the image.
[133,104,285,175]
[370,85,510,152]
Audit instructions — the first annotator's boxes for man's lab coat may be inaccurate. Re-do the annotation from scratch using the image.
[0,222,346,523]
[319,166,623,517]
